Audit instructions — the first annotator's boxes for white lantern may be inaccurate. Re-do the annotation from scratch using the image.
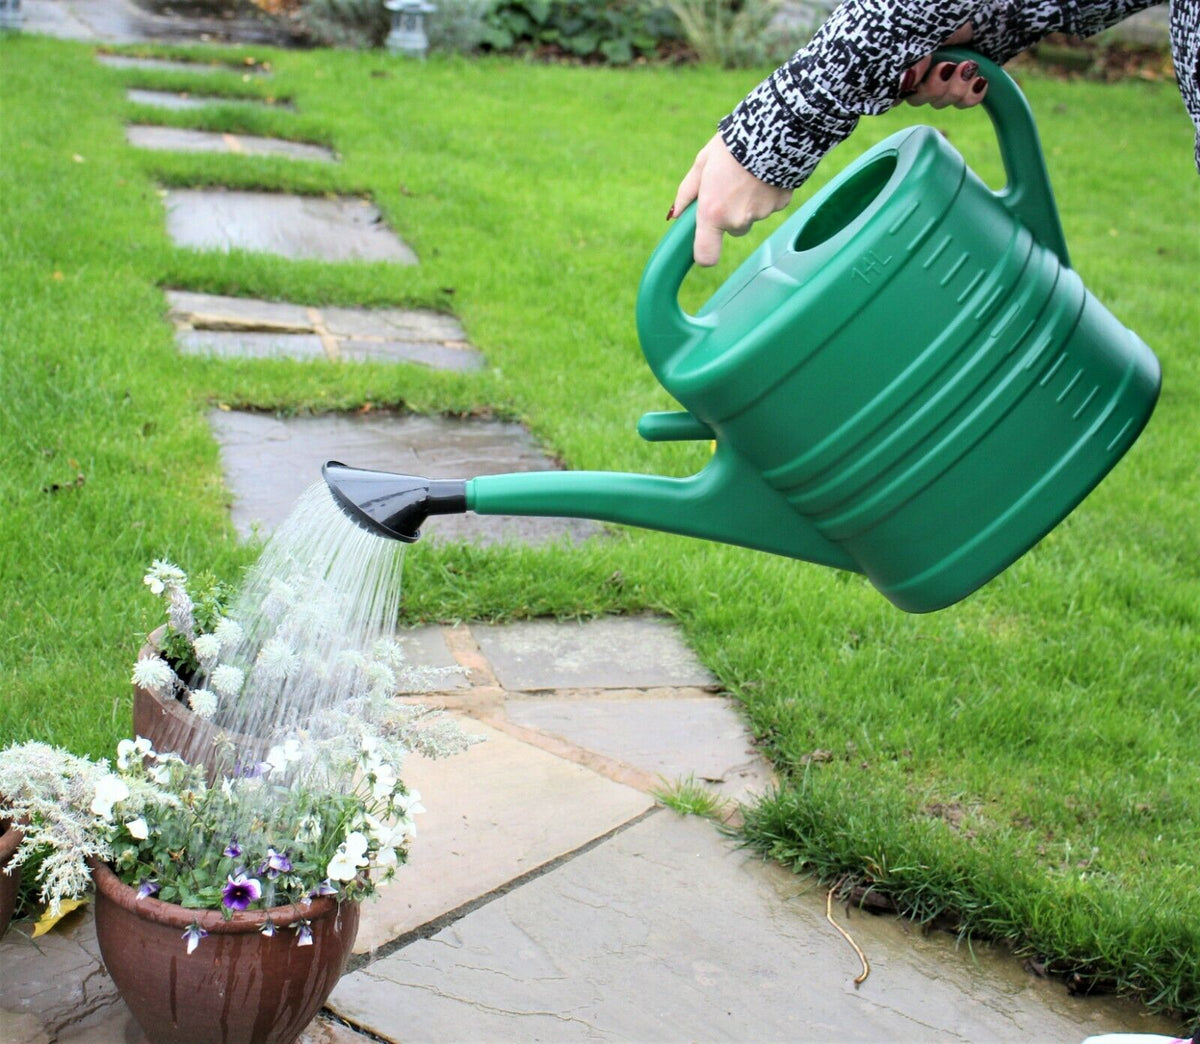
[384,0,436,58]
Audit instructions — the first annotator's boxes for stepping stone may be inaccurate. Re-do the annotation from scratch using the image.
[163,190,415,263]
[330,812,1166,1042]
[126,88,291,110]
[166,290,481,370]
[125,125,334,163]
[472,617,716,691]
[97,54,229,73]
[394,626,469,692]
[506,696,774,803]
[353,718,653,954]
[208,410,601,546]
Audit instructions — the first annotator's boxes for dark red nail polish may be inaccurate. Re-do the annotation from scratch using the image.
[666,205,675,220]
[959,61,978,81]
[972,76,988,94]
[939,63,956,82]
[900,67,917,94]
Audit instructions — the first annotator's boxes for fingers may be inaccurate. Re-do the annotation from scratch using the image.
[906,60,988,109]
[672,155,704,221]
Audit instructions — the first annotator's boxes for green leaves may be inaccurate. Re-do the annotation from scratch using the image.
[481,0,682,64]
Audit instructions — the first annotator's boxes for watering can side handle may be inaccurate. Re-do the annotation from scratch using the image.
[933,47,1071,269]
[636,201,705,374]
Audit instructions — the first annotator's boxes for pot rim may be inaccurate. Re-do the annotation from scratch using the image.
[137,626,264,754]
[89,860,347,935]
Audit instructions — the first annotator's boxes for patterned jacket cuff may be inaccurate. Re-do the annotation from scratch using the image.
[719,72,859,189]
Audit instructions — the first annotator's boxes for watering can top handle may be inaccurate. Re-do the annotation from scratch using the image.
[638,49,1070,362]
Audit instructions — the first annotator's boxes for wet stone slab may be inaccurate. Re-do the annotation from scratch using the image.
[126,88,289,111]
[505,696,772,803]
[97,54,251,73]
[394,626,469,692]
[472,616,716,691]
[126,125,335,163]
[331,812,1176,1043]
[163,190,415,264]
[353,718,653,954]
[208,410,600,545]
[166,290,481,370]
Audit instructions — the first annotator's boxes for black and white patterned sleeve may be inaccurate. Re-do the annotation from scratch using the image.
[719,0,1164,189]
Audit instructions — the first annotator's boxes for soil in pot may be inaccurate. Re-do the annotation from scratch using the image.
[91,861,359,1044]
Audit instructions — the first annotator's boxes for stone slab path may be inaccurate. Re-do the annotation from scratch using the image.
[207,409,600,545]
[166,289,482,370]
[163,189,415,263]
[97,53,268,73]
[0,617,1178,1041]
[126,124,335,163]
[22,0,288,44]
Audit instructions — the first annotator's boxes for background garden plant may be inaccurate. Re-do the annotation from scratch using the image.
[0,31,1196,1016]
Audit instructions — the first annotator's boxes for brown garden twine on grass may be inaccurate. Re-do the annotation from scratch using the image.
[826,881,871,987]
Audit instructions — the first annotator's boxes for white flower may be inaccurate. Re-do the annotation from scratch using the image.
[126,817,149,841]
[192,633,221,665]
[148,763,171,785]
[116,736,153,771]
[188,689,217,719]
[265,739,302,775]
[91,775,130,820]
[375,846,399,870]
[326,831,369,882]
[131,656,174,695]
[395,789,425,817]
[256,638,297,681]
[213,617,243,652]
[294,815,322,844]
[143,559,185,596]
[210,664,245,698]
[370,762,398,800]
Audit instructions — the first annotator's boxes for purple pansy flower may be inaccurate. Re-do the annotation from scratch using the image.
[136,879,159,901]
[310,879,337,898]
[294,919,313,947]
[221,873,263,912]
[182,923,208,954]
[260,918,276,938]
[261,848,292,879]
[223,839,242,859]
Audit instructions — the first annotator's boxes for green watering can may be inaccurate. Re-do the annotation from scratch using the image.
[325,50,1160,613]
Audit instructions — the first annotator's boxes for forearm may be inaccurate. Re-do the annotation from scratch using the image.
[721,0,1162,189]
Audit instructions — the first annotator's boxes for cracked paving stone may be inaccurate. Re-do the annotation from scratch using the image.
[163,190,415,263]
[208,410,600,545]
[472,616,716,691]
[505,696,773,803]
[126,125,335,163]
[329,813,1177,1043]
[353,717,652,954]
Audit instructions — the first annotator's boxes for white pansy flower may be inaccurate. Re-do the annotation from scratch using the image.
[213,617,243,652]
[116,736,153,771]
[192,633,221,665]
[326,831,370,882]
[265,739,303,775]
[91,775,130,819]
[126,817,149,841]
[143,559,185,596]
[395,789,425,817]
[375,845,399,870]
[131,656,174,695]
[295,815,322,844]
[188,689,217,719]
[370,762,398,801]
[148,763,171,785]
[210,664,245,698]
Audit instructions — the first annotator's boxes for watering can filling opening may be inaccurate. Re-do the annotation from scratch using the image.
[794,151,899,252]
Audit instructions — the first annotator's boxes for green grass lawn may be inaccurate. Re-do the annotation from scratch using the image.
[1,33,1197,1021]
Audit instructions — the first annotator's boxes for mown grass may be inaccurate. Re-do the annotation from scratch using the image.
[1,33,1197,1021]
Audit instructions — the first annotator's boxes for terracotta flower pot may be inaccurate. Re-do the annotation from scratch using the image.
[0,821,21,941]
[133,628,266,781]
[91,861,359,1044]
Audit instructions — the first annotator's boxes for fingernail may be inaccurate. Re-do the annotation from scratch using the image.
[972,76,988,94]
[899,67,917,94]
[959,61,978,81]
[938,63,956,82]
[666,205,675,221]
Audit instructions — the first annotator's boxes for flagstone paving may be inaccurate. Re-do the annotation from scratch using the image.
[126,125,336,163]
[97,53,264,74]
[0,617,1180,1041]
[207,409,600,544]
[163,190,415,263]
[126,88,292,111]
[25,0,289,43]
[166,290,482,369]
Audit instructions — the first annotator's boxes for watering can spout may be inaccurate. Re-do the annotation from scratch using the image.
[322,451,859,574]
